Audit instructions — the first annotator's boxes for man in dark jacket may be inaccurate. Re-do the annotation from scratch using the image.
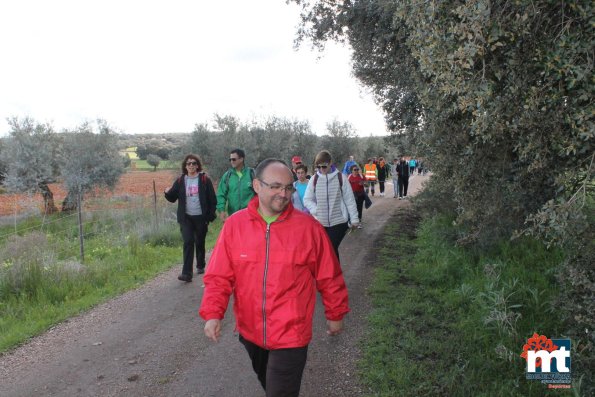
[396,156,410,199]
[164,154,217,281]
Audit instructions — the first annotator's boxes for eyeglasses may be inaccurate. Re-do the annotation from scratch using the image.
[229,158,239,162]
[352,168,359,171]
[186,161,198,166]
[258,179,295,193]
[316,165,328,169]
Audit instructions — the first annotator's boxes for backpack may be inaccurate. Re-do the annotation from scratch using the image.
[224,167,255,191]
[312,172,344,201]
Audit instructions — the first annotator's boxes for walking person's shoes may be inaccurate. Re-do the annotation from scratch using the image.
[196,267,205,275]
[178,274,192,282]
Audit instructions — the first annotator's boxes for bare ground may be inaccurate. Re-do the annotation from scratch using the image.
[0,175,428,397]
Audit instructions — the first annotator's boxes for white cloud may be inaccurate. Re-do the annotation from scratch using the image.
[0,0,387,136]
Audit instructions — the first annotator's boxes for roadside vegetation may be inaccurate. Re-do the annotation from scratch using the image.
[131,159,177,171]
[0,202,222,352]
[292,2,593,395]
[360,207,590,396]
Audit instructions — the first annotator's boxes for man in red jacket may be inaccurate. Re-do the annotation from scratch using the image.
[199,158,350,397]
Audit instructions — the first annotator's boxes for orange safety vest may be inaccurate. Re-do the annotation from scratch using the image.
[364,163,377,181]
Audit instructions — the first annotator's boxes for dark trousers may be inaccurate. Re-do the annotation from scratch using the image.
[240,335,308,397]
[180,214,208,276]
[365,181,376,195]
[378,180,385,194]
[398,177,409,198]
[325,222,349,262]
[354,193,364,222]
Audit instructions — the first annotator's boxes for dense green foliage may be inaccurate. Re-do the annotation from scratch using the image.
[361,210,587,395]
[291,0,593,243]
[292,3,594,390]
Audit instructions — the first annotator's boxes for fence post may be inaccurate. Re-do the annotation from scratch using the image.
[153,179,158,228]
[77,189,84,263]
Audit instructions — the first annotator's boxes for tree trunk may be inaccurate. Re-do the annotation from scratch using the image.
[38,182,58,214]
[62,190,78,212]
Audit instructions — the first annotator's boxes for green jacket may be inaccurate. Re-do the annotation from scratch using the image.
[216,166,256,215]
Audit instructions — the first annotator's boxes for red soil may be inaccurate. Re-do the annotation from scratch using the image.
[0,170,179,217]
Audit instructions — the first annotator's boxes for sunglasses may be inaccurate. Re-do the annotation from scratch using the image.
[186,161,198,166]
[352,168,360,171]
[316,165,328,169]
[229,158,239,162]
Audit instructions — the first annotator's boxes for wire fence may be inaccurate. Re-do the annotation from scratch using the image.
[0,189,179,265]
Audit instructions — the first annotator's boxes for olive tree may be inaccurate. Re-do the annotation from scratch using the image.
[146,154,162,171]
[0,117,61,214]
[60,120,125,211]
[321,119,357,167]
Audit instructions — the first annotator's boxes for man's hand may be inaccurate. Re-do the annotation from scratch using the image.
[326,320,343,336]
[164,187,170,194]
[219,212,228,222]
[204,319,222,342]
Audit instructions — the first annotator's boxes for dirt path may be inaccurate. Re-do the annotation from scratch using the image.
[0,175,429,397]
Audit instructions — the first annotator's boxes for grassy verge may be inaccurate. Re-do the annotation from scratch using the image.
[0,209,222,353]
[131,159,178,170]
[360,209,580,396]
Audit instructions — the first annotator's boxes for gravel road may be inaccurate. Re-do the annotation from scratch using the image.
[0,175,427,397]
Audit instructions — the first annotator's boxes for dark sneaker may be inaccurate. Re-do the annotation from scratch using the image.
[178,274,192,282]
[197,268,205,275]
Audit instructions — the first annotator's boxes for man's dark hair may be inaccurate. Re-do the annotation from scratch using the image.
[255,158,290,180]
[230,148,245,159]
[295,164,308,174]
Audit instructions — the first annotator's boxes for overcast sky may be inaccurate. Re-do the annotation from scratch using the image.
[0,0,388,137]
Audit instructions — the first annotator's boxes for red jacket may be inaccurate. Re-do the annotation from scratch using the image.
[348,173,366,194]
[199,196,350,349]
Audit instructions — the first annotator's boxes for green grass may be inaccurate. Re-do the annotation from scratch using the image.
[359,210,579,396]
[131,159,178,170]
[0,206,223,352]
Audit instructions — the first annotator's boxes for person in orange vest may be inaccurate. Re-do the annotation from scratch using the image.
[364,158,378,196]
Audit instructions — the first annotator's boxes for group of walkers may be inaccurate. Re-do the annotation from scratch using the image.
[342,154,414,201]
[163,149,418,396]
